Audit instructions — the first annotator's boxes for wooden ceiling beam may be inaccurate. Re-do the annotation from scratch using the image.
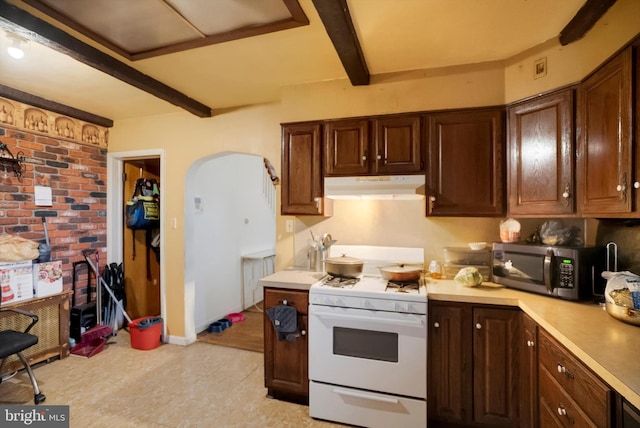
[0,0,213,118]
[559,0,617,46]
[0,83,113,127]
[312,0,369,86]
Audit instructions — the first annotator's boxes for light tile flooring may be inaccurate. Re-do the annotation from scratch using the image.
[0,331,345,427]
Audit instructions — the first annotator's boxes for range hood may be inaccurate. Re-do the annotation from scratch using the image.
[324,175,426,200]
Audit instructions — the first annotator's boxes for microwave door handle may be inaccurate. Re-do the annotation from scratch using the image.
[544,248,554,293]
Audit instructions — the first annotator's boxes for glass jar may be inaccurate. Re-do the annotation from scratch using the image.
[428,260,443,279]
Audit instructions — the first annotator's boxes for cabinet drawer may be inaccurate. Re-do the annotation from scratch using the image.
[539,365,597,427]
[264,288,309,315]
[538,329,611,427]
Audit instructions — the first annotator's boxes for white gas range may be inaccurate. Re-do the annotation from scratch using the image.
[308,245,427,428]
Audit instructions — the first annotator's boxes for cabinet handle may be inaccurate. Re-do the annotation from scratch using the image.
[475,323,482,330]
[557,363,574,379]
[617,173,628,202]
[562,184,571,206]
[434,322,440,328]
[313,197,321,212]
[557,406,567,417]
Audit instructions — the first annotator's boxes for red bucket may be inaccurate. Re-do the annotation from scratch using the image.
[129,317,163,350]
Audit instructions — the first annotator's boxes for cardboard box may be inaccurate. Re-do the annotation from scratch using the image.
[33,260,63,297]
[0,261,34,304]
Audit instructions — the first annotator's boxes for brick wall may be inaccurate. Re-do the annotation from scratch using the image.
[0,126,106,304]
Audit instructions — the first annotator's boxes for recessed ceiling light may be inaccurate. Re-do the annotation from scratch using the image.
[6,34,26,59]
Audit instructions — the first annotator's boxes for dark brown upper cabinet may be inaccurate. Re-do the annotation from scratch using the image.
[426,108,505,217]
[577,47,635,217]
[281,123,328,215]
[507,88,576,217]
[324,118,370,176]
[324,115,423,176]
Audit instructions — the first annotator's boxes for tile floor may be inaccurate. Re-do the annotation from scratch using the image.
[0,331,345,427]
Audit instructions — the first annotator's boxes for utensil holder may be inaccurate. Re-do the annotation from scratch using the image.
[309,248,326,272]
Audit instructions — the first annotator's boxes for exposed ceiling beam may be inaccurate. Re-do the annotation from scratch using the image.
[0,0,213,118]
[0,83,113,127]
[312,0,369,86]
[559,0,617,46]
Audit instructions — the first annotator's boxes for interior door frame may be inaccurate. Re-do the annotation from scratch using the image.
[107,149,166,337]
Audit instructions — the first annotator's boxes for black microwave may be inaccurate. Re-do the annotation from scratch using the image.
[492,243,606,301]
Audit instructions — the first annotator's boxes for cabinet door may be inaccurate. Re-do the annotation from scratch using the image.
[577,47,633,215]
[373,115,423,174]
[428,302,473,425]
[508,89,575,216]
[264,288,309,400]
[324,119,370,176]
[473,307,520,427]
[281,123,324,215]
[520,313,538,428]
[427,108,505,216]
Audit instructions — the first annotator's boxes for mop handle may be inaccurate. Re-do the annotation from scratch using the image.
[84,253,133,324]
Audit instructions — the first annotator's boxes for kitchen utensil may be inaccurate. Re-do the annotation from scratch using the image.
[309,247,326,272]
[321,233,332,248]
[324,254,363,278]
[38,217,51,262]
[378,264,423,282]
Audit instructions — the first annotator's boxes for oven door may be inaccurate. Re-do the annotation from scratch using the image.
[308,303,426,399]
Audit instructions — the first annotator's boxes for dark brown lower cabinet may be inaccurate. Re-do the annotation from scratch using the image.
[428,301,520,427]
[520,313,539,428]
[263,287,309,404]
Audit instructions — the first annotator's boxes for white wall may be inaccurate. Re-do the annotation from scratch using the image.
[185,153,275,334]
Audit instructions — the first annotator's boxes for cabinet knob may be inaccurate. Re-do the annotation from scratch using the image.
[617,184,626,192]
[434,322,440,328]
[557,406,567,417]
[362,155,367,161]
[430,196,436,202]
[527,340,535,347]
[282,300,288,305]
[635,182,640,189]
[376,154,382,160]
[313,197,321,211]
[301,330,306,336]
[475,323,482,330]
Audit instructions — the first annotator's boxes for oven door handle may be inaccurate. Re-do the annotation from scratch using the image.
[312,311,425,327]
[544,248,554,293]
[332,388,399,404]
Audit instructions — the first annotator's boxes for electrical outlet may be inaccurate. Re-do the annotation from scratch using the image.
[286,219,294,233]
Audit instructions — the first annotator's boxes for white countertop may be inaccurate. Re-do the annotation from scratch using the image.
[427,279,640,410]
[257,269,326,290]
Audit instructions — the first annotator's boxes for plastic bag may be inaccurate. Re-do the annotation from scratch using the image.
[539,220,583,246]
[0,234,40,262]
[603,271,640,309]
[454,267,483,287]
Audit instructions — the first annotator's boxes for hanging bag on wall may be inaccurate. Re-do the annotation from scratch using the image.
[126,178,159,230]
